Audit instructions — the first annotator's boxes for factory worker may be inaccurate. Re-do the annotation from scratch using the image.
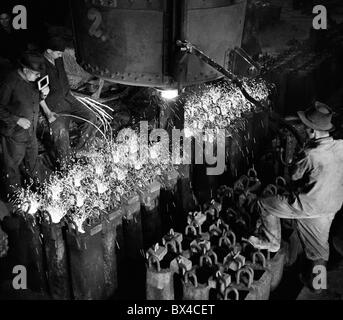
[247,102,343,292]
[0,8,28,65]
[0,9,22,81]
[0,51,48,200]
[42,36,97,170]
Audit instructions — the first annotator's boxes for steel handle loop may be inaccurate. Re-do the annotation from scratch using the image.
[275,176,287,188]
[252,251,267,268]
[219,235,231,248]
[200,255,213,267]
[148,254,161,272]
[237,267,254,288]
[185,225,197,236]
[247,168,258,179]
[184,270,198,288]
[263,184,278,196]
[207,250,218,265]
[226,230,237,246]
[224,287,240,301]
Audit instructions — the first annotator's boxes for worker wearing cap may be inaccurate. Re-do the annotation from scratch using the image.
[0,9,28,64]
[42,36,97,169]
[0,51,46,199]
[247,102,343,291]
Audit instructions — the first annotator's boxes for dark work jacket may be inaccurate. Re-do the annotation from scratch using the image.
[0,70,40,138]
[0,28,28,63]
[44,57,74,113]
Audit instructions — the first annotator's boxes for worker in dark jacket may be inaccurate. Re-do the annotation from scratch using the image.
[0,51,45,199]
[42,36,97,169]
[0,9,28,64]
[0,10,22,81]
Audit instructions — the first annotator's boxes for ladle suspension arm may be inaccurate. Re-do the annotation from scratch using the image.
[176,40,263,109]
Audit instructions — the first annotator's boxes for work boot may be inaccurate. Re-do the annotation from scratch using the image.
[246,235,280,253]
[244,205,282,253]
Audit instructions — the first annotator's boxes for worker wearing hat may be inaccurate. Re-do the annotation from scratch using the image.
[42,36,97,169]
[0,51,46,199]
[0,7,28,64]
[247,102,343,292]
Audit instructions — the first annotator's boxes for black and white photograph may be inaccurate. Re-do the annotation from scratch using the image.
[0,0,343,307]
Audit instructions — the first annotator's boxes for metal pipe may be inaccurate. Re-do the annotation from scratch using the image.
[176,40,264,109]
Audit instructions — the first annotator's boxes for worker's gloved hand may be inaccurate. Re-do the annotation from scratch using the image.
[40,86,50,100]
[47,111,58,124]
[0,225,9,258]
[17,118,31,129]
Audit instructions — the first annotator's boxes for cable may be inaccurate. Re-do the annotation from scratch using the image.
[58,114,107,140]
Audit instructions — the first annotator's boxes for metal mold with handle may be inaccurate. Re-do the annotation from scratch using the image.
[101,207,124,298]
[40,211,71,300]
[146,254,175,300]
[65,218,106,300]
[220,286,240,301]
[229,266,258,300]
[245,251,272,300]
[122,193,144,262]
[182,270,213,300]
[140,181,162,249]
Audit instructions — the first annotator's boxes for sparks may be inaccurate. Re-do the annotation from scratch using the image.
[12,126,178,230]
[183,79,270,137]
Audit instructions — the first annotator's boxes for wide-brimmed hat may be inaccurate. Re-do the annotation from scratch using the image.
[297,102,335,132]
[19,51,46,73]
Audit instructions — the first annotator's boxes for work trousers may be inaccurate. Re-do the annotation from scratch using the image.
[49,94,97,169]
[0,131,39,200]
[259,195,336,261]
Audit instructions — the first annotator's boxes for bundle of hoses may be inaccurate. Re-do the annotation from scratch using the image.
[61,95,115,139]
